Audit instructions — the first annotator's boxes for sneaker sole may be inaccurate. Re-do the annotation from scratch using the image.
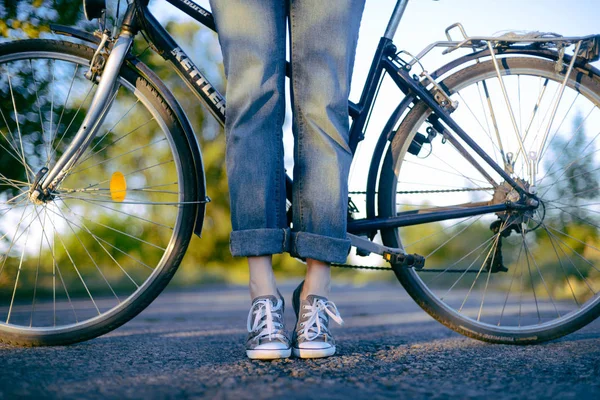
[292,346,336,359]
[246,348,291,360]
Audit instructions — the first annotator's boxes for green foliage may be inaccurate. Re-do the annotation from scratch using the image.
[545,111,600,217]
[0,0,91,38]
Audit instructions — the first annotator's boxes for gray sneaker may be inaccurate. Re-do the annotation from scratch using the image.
[245,293,291,360]
[291,281,344,358]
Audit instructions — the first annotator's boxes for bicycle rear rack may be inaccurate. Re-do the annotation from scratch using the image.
[398,22,599,70]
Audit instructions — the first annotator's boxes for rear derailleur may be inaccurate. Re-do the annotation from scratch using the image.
[484,216,530,273]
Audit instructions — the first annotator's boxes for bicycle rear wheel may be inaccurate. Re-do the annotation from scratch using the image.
[0,40,198,345]
[379,55,600,343]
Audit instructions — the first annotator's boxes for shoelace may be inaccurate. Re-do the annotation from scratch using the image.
[300,298,344,341]
[246,298,286,341]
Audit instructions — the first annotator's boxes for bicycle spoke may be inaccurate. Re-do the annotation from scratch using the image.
[57,195,199,206]
[433,235,496,288]
[5,68,32,183]
[480,79,507,164]
[77,115,154,166]
[29,60,48,152]
[498,241,524,326]
[54,204,120,302]
[46,65,94,166]
[42,202,154,271]
[542,224,597,295]
[41,205,101,316]
[403,216,477,249]
[402,159,490,185]
[31,205,78,324]
[458,232,502,312]
[543,225,581,307]
[67,137,167,176]
[0,107,27,165]
[457,90,502,164]
[541,223,600,274]
[424,215,484,259]
[6,209,35,323]
[48,83,95,165]
[0,205,37,279]
[475,219,510,320]
[57,199,140,288]
[536,92,580,163]
[436,218,518,295]
[47,59,56,162]
[536,41,583,159]
[29,206,47,327]
[86,99,141,154]
[61,181,178,194]
[81,160,176,190]
[48,200,168,250]
[537,106,596,188]
[58,196,174,231]
[527,229,561,317]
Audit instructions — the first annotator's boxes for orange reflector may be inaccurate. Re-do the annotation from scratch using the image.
[110,171,126,202]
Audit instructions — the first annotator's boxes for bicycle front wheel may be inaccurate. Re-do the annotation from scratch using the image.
[0,40,198,345]
[379,55,600,343]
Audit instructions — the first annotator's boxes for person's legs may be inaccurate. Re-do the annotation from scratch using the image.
[300,259,331,299]
[210,0,291,359]
[248,256,278,298]
[210,0,289,267]
[289,0,365,295]
[289,0,365,358]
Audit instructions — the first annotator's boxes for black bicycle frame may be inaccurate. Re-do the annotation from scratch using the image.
[130,0,534,235]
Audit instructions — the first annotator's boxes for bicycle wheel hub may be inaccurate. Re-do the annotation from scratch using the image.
[28,167,54,204]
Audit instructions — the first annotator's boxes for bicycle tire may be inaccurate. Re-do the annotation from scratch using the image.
[378,55,600,344]
[0,39,198,346]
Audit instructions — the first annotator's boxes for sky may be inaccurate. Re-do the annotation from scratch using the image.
[152,0,600,99]
[150,0,600,164]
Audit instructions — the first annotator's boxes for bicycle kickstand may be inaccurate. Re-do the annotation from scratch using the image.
[347,233,425,271]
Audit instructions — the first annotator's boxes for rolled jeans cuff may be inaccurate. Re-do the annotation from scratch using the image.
[291,231,351,264]
[230,228,291,257]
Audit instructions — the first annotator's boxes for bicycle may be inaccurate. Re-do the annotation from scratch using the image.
[0,0,599,346]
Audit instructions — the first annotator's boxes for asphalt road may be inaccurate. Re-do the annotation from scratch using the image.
[1,281,599,399]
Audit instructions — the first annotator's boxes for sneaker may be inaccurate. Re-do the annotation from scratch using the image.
[291,281,344,359]
[245,292,291,360]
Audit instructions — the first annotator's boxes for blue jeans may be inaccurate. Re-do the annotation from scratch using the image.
[209,0,365,263]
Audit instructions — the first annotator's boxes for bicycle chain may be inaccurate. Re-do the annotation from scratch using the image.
[330,262,393,271]
[349,187,494,195]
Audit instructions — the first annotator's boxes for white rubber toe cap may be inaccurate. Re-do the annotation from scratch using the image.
[253,342,290,350]
[297,341,334,349]
[293,344,336,358]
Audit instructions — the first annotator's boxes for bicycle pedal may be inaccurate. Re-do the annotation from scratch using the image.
[384,251,425,270]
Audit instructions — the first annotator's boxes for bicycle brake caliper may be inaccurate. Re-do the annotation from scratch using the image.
[421,70,459,113]
[85,30,111,82]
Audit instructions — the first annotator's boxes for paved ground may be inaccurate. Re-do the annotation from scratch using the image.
[0,281,599,399]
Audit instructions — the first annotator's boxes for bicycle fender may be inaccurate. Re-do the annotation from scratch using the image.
[428,47,600,83]
[128,57,208,238]
[49,24,102,45]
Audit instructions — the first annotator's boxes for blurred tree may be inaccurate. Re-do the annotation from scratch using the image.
[0,0,366,291]
[546,110,600,222]
[0,0,91,39]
